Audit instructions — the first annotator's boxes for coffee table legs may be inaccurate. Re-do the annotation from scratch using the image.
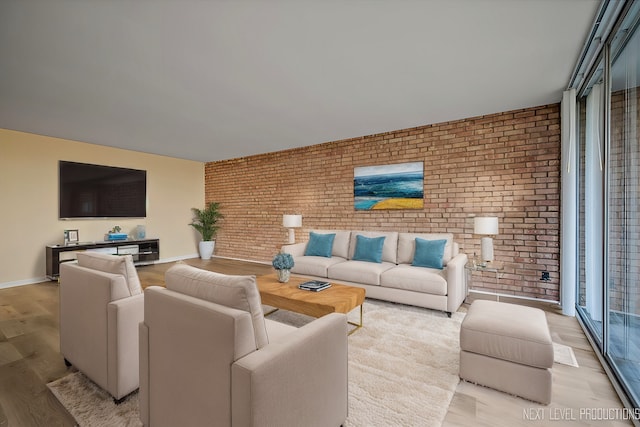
[347,304,363,335]
[263,304,364,335]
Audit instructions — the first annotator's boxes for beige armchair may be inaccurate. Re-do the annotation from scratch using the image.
[139,263,348,427]
[59,252,143,403]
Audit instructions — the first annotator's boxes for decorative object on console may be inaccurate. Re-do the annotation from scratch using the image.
[283,214,302,244]
[64,229,79,245]
[136,225,146,239]
[105,225,128,241]
[474,216,499,266]
[189,202,224,260]
[354,161,424,210]
[272,252,295,283]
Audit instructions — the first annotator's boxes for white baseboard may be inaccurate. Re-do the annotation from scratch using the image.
[0,276,50,289]
[469,289,560,305]
[211,254,270,266]
[156,254,200,264]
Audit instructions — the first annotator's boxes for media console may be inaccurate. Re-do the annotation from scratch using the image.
[46,238,160,280]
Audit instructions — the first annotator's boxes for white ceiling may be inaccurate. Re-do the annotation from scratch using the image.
[0,0,599,162]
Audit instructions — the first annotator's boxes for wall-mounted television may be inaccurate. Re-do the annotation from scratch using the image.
[59,161,147,219]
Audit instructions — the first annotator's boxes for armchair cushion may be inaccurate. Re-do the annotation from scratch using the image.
[77,252,142,296]
[165,263,269,349]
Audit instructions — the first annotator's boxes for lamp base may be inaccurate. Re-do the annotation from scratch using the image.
[480,236,494,263]
[287,228,296,244]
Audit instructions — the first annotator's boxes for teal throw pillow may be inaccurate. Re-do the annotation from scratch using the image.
[352,235,386,263]
[304,232,336,257]
[412,238,446,269]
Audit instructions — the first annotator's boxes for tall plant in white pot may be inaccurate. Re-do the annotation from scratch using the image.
[189,202,224,260]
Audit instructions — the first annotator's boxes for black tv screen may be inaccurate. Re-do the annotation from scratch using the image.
[59,161,147,218]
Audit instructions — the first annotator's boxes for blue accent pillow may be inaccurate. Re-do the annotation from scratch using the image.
[304,232,336,257]
[352,235,386,263]
[412,238,447,269]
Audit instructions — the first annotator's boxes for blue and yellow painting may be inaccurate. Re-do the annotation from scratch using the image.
[354,162,424,210]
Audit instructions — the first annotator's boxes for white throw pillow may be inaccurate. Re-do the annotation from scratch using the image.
[76,252,143,296]
[165,263,269,349]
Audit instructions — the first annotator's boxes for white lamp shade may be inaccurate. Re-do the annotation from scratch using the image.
[283,214,302,228]
[474,217,499,235]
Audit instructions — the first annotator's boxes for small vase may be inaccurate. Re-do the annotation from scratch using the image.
[277,269,291,283]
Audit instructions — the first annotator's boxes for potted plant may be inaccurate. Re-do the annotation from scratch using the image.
[189,202,224,260]
[272,252,295,283]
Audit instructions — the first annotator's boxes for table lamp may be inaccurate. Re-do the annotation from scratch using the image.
[474,216,499,266]
[283,214,302,244]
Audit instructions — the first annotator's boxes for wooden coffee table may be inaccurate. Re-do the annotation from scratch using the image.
[256,273,366,334]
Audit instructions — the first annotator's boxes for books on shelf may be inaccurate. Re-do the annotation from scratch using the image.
[298,280,331,292]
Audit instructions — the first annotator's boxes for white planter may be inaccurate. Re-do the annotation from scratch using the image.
[199,240,215,260]
[276,269,291,283]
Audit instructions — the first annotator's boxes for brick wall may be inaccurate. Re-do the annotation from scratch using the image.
[205,104,561,300]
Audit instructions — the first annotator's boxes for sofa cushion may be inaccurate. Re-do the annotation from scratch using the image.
[164,263,269,349]
[398,233,454,266]
[412,238,446,269]
[311,230,351,259]
[328,260,395,286]
[77,252,142,296]
[291,256,346,277]
[348,231,399,264]
[352,235,385,263]
[304,232,336,258]
[380,264,448,295]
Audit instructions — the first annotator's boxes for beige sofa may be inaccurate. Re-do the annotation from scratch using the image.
[282,230,468,316]
[59,252,143,402]
[139,263,348,427]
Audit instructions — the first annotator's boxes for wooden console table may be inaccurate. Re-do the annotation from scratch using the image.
[46,238,160,280]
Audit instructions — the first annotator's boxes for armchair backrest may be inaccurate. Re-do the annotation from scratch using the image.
[76,251,142,296]
[164,263,268,348]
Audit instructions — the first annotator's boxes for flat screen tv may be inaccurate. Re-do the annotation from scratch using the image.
[59,161,147,219]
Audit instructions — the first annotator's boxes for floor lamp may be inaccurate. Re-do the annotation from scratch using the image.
[283,214,302,244]
[474,216,499,267]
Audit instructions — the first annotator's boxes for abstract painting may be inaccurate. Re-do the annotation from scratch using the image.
[354,161,424,210]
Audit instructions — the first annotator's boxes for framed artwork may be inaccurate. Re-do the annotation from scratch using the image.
[64,229,79,244]
[354,161,424,210]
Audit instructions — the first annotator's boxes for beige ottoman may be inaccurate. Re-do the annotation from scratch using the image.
[459,300,554,404]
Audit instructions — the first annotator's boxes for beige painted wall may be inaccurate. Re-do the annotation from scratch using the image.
[1,129,204,286]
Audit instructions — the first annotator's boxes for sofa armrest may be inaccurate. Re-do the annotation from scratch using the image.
[107,293,144,399]
[281,242,307,257]
[232,313,348,427]
[446,252,468,314]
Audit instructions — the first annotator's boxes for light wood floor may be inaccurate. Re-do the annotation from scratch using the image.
[0,258,632,426]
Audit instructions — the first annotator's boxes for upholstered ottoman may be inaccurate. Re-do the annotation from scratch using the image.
[459,300,554,404]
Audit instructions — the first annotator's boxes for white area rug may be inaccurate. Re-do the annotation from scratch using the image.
[48,300,464,427]
[553,342,579,367]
